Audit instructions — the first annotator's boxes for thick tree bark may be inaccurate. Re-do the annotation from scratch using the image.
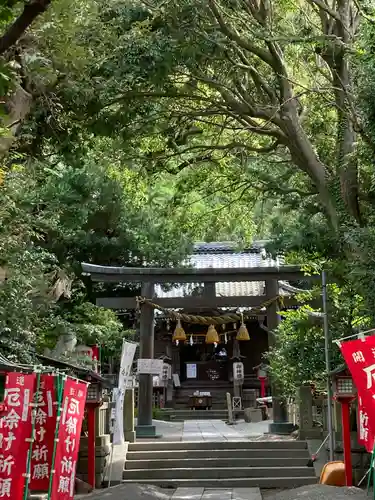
[315,0,361,223]
[0,0,52,56]
[279,104,338,229]
[335,0,361,224]
[0,84,32,159]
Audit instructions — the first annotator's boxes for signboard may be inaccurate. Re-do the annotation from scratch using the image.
[173,374,180,388]
[161,364,171,382]
[137,359,163,375]
[0,373,36,500]
[50,378,87,500]
[186,363,197,379]
[233,362,244,381]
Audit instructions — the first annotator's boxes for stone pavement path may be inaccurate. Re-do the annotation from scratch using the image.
[149,419,272,442]
[172,487,262,500]
[182,420,249,441]
[75,485,262,500]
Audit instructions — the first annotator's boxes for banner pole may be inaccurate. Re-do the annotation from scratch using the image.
[107,389,117,489]
[23,370,41,500]
[322,270,335,461]
[47,373,65,500]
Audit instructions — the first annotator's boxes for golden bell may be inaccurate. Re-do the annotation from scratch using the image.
[236,322,250,341]
[205,324,219,344]
[172,319,186,342]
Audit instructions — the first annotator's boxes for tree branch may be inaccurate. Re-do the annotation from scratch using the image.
[208,0,274,66]
[103,91,217,109]
[0,0,52,56]
[306,0,342,24]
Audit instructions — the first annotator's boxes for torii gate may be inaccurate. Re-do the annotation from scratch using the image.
[81,262,317,436]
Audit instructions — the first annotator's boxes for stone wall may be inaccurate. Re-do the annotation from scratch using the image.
[77,434,111,488]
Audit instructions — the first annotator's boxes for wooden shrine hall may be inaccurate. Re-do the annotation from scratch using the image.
[82,241,315,435]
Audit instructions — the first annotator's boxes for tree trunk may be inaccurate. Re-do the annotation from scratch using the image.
[334,0,361,224]
[0,84,32,160]
[0,0,52,56]
[279,104,339,229]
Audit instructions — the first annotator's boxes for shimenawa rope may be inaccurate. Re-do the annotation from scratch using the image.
[135,295,282,325]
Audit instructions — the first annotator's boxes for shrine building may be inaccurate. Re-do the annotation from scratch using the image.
[92,242,302,413]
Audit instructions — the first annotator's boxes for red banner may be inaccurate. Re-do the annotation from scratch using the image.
[340,336,375,448]
[29,375,57,491]
[358,395,374,452]
[50,378,87,500]
[0,373,36,499]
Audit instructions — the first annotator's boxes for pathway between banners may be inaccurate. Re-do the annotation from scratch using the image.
[181,419,268,441]
[144,418,295,442]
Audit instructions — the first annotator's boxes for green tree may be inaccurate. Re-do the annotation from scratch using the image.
[268,285,370,397]
[58,0,371,229]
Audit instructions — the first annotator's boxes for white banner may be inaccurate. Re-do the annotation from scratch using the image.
[113,340,137,445]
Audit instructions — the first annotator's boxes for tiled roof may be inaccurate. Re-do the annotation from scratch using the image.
[155,241,284,299]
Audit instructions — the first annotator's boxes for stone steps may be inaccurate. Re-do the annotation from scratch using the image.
[121,477,317,489]
[160,409,231,420]
[125,457,309,469]
[128,440,308,450]
[123,466,314,480]
[174,402,228,409]
[126,448,310,460]
[123,440,317,489]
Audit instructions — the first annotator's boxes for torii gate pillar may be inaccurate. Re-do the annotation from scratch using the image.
[135,282,158,438]
[266,279,295,434]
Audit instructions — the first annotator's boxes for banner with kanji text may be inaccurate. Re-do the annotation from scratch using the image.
[358,395,374,452]
[29,374,57,491]
[50,377,87,500]
[0,373,36,499]
[340,335,375,447]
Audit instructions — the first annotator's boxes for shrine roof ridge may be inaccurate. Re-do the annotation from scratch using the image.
[81,263,316,283]
[192,241,267,254]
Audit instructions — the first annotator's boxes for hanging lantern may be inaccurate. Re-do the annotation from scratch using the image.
[189,335,194,346]
[236,314,250,341]
[205,324,219,344]
[172,319,186,343]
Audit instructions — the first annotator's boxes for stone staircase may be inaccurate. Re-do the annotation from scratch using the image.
[159,409,235,421]
[122,440,317,489]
